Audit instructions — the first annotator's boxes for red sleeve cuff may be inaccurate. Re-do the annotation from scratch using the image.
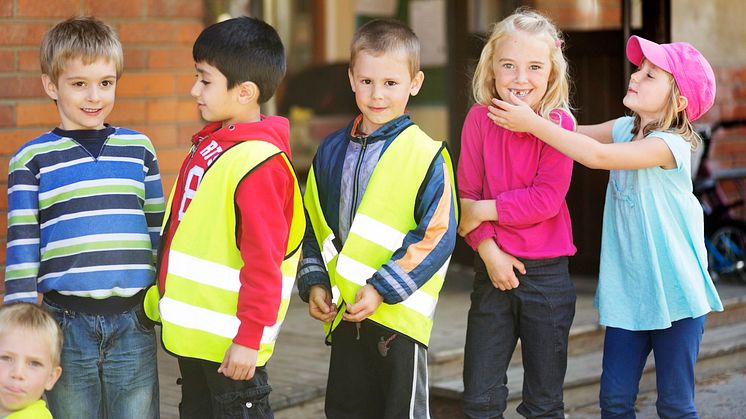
[233,319,265,350]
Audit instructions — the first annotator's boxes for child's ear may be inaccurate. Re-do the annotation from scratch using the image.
[409,71,425,96]
[41,74,59,101]
[237,81,260,105]
[45,365,62,391]
[676,95,689,114]
[348,67,355,93]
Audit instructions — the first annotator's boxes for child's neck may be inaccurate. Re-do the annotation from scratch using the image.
[222,107,261,127]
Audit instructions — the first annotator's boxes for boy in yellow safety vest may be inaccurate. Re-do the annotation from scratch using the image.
[297,19,458,419]
[144,17,305,418]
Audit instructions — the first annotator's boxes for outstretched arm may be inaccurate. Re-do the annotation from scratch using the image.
[488,95,675,170]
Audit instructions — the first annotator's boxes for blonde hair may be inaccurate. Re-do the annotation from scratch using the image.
[0,303,63,366]
[350,19,420,77]
[472,8,571,120]
[632,70,700,148]
[40,16,123,84]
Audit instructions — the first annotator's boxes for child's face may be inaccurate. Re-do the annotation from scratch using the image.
[348,50,424,134]
[492,31,551,111]
[42,57,117,131]
[623,58,673,120]
[191,62,250,126]
[0,328,61,416]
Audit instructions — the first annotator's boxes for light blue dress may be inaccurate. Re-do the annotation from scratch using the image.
[595,116,723,330]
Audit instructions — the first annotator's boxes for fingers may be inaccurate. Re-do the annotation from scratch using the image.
[512,259,526,275]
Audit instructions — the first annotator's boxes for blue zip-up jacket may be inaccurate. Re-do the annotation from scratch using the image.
[297,114,457,304]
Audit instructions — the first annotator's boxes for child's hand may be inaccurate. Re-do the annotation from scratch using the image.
[487,93,539,133]
[218,343,258,381]
[343,284,384,322]
[458,199,496,236]
[477,239,525,291]
[308,285,337,322]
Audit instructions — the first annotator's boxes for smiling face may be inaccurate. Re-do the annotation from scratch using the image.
[623,58,674,122]
[42,57,117,131]
[491,31,552,111]
[0,328,61,417]
[348,50,424,134]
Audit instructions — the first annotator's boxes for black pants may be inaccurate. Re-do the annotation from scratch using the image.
[462,256,576,419]
[177,357,273,419]
[325,320,431,419]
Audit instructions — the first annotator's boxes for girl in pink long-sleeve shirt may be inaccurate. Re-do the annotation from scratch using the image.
[456,10,577,418]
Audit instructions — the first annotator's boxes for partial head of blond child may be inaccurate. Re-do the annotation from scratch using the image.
[0,303,63,417]
[39,16,123,131]
[472,8,570,120]
[347,19,425,134]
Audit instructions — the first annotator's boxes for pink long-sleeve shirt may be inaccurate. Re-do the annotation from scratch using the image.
[457,104,577,258]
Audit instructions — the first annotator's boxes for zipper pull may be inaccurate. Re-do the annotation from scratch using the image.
[355,322,361,340]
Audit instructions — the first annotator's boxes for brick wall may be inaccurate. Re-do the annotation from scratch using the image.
[0,0,206,289]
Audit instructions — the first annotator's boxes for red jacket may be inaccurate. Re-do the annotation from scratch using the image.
[158,116,294,350]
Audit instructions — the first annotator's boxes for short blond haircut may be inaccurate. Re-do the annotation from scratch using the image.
[40,16,123,84]
[0,303,63,366]
[350,19,420,77]
[472,8,571,120]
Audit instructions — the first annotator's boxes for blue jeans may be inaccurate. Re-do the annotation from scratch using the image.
[462,256,576,419]
[43,299,159,419]
[600,315,706,419]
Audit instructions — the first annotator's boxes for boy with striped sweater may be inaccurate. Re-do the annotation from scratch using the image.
[3,17,164,419]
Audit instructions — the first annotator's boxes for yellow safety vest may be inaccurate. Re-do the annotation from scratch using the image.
[304,125,457,346]
[145,140,304,365]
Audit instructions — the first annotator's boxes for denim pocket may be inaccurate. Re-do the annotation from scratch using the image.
[214,384,273,418]
[132,303,156,333]
[42,299,68,330]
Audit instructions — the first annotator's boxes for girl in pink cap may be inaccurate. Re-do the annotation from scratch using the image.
[489,36,723,418]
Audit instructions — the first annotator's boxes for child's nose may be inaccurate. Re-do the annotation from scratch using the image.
[87,86,101,102]
[190,80,201,98]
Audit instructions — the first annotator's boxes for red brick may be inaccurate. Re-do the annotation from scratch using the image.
[176,74,196,95]
[119,22,200,44]
[18,0,79,17]
[146,99,198,123]
[0,157,8,182]
[83,0,144,17]
[0,0,12,17]
[147,0,202,18]
[130,124,179,149]
[156,148,186,174]
[0,24,49,46]
[161,173,176,197]
[0,128,47,154]
[0,187,7,214]
[108,99,147,125]
[123,48,148,71]
[148,47,193,70]
[0,51,14,72]
[0,76,45,99]
[16,102,58,127]
[18,50,40,72]
[179,23,203,44]
[177,122,203,145]
[0,105,13,128]
[117,73,177,97]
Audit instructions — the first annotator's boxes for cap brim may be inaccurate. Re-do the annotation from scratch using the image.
[626,35,671,73]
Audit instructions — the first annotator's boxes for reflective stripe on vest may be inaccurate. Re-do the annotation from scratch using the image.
[305,125,457,346]
[153,140,304,365]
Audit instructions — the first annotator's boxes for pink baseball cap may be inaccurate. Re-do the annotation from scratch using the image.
[626,35,716,121]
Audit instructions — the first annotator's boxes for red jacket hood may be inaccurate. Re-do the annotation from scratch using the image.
[191,115,292,158]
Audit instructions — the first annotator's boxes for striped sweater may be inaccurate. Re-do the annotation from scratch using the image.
[3,127,165,304]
